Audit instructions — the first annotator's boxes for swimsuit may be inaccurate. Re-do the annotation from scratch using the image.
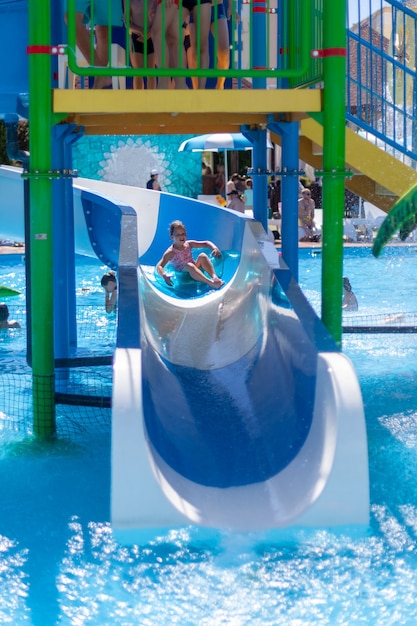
[131,33,155,54]
[72,0,123,26]
[170,242,193,271]
[182,0,211,13]
[212,2,226,21]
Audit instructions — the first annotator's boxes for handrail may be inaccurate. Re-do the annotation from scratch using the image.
[64,0,318,83]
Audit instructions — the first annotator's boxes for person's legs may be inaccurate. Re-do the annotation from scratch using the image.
[211,5,229,90]
[73,12,96,63]
[154,4,184,89]
[130,46,145,89]
[93,24,113,88]
[146,45,157,89]
[166,7,188,88]
[189,3,211,88]
[130,35,156,89]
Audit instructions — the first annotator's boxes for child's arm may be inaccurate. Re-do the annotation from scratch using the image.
[156,250,174,286]
[189,240,222,258]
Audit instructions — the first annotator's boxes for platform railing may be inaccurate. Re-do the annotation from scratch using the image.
[347,0,417,166]
[64,0,323,87]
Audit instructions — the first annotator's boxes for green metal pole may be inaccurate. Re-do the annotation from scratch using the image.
[28,0,56,435]
[321,0,347,346]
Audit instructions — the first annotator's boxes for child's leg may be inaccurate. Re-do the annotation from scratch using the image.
[184,261,223,287]
[195,253,223,282]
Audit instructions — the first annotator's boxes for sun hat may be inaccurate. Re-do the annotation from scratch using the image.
[151,169,159,175]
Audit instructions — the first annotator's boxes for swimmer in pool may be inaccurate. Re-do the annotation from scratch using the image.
[0,303,21,329]
[101,270,118,313]
[342,276,358,311]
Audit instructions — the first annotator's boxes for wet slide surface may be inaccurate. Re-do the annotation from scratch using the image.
[142,326,316,488]
[138,221,319,492]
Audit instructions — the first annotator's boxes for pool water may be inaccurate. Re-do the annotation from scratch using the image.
[1,248,417,625]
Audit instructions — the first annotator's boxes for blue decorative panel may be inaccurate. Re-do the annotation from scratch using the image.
[72,134,202,198]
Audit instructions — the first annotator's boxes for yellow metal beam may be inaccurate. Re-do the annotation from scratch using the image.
[299,117,417,201]
[61,112,274,136]
[53,88,323,115]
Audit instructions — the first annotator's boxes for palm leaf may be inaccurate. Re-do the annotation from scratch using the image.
[372,183,417,257]
[0,285,20,298]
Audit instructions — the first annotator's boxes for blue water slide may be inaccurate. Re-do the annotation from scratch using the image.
[0,166,369,532]
[79,186,369,533]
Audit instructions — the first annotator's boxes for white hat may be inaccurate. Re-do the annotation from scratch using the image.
[151,169,159,175]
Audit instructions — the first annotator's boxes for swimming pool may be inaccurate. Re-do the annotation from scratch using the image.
[1,247,417,624]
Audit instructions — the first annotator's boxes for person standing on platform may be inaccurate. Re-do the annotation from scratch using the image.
[124,0,158,89]
[66,0,124,89]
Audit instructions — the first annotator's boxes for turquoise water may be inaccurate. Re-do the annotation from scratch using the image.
[1,248,417,624]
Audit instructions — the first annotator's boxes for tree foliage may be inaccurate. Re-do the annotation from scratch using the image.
[0,119,29,165]
[0,121,11,165]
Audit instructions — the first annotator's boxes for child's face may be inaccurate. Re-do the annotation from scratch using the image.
[171,226,186,245]
[104,280,117,294]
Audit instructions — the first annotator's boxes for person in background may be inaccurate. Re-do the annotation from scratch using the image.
[214,163,226,197]
[243,178,253,212]
[66,0,123,89]
[226,173,245,213]
[0,303,21,329]
[309,177,322,209]
[269,177,281,218]
[101,270,118,313]
[147,168,161,190]
[156,220,224,288]
[298,187,318,241]
[343,276,358,311]
[202,160,212,175]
